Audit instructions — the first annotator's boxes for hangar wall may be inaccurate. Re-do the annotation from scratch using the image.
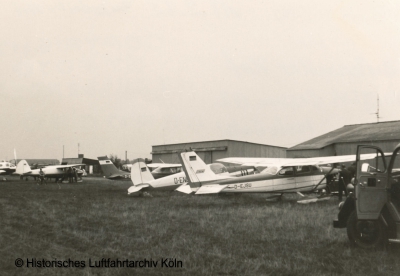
[333,140,400,155]
[151,139,287,164]
[287,141,400,158]
[287,121,400,158]
[287,146,335,158]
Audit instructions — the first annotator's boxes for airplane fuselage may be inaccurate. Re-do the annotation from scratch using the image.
[189,166,334,194]
[21,167,84,178]
[219,173,326,193]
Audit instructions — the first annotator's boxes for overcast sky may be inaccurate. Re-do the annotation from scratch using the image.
[1,0,400,161]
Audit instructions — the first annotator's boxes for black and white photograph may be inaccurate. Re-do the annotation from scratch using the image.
[1,1,400,275]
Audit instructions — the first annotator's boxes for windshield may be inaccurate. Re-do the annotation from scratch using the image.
[261,166,278,175]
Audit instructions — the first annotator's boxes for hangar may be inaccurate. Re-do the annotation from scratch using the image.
[151,139,287,164]
[287,120,400,158]
[62,154,101,174]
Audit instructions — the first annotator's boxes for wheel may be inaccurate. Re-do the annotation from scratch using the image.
[346,210,386,249]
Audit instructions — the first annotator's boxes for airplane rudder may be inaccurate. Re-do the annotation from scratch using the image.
[16,160,31,174]
[179,151,217,183]
[131,158,154,185]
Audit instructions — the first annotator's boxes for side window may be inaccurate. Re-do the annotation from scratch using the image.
[391,150,400,176]
[359,147,386,173]
[278,167,294,176]
[296,166,310,175]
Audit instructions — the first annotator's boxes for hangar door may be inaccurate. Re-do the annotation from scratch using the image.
[197,151,212,164]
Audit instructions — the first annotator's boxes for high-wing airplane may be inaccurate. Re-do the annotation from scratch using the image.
[175,151,387,196]
[0,160,16,180]
[127,158,256,195]
[15,160,85,182]
[99,156,219,181]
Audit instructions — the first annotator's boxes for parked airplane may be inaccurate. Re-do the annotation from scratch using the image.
[127,158,255,195]
[175,151,386,195]
[98,156,131,180]
[16,160,85,182]
[99,156,207,180]
[0,160,16,180]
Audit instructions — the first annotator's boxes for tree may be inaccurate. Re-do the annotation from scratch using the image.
[109,154,123,169]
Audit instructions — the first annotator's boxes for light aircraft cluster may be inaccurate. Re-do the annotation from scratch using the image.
[96,152,384,203]
[3,149,385,204]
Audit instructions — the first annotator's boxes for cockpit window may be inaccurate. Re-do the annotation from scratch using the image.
[261,166,278,175]
[210,163,228,174]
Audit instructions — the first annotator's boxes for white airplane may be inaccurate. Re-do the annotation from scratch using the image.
[127,158,255,195]
[99,156,184,180]
[16,160,85,182]
[0,160,16,180]
[175,151,387,196]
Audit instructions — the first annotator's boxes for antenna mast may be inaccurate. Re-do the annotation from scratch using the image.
[375,94,380,123]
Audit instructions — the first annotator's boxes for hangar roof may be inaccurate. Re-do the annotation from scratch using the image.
[289,120,400,151]
[153,139,287,149]
[62,157,99,166]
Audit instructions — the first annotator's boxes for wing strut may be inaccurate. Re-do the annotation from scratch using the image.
[312,167,336,192]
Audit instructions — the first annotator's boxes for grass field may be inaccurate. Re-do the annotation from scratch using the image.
[1,176,399,276]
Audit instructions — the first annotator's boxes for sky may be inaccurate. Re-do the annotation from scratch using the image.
[1,0,400,161]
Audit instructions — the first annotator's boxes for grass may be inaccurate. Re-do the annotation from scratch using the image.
[1,175,399,276]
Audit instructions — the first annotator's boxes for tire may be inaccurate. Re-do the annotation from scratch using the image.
[346,210,386,249]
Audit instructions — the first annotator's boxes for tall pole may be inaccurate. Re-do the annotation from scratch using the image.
[63,145,64,159]
[376,94,380,123]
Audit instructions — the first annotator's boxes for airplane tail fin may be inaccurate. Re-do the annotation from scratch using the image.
[16,160,32,175]
[178,151,218,184]
[97,156,125,178]
[130,158,154,185]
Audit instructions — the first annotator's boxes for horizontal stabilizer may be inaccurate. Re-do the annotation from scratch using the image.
[297,196,331,204]
[175,184,193,194]
[195,184,228,194]
[127,184,150,195]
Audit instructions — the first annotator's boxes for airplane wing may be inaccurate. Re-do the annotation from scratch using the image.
[49,164,86,169]
[217,157,287,166]
[217,153,392,167]
[147,163,181,169]
[0,170,6,174]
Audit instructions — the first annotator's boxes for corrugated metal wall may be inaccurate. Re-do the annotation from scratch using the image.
[151,140,287,164]
[287,145,335,158]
